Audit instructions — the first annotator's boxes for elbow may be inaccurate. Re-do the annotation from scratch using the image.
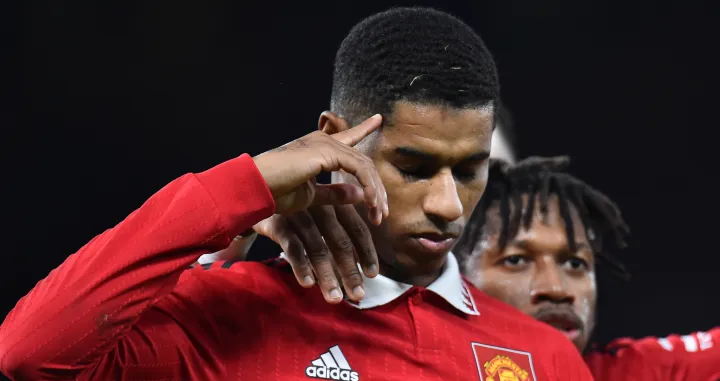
[0,333,50,381]
[0,349,41,381]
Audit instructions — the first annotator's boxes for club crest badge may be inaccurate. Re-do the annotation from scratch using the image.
[471,343,537,381]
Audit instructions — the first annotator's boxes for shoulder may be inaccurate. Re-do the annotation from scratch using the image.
[166,257,310,311]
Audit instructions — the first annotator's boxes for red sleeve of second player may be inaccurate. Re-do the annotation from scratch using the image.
[584,327,720,380]
[0,154,275,381]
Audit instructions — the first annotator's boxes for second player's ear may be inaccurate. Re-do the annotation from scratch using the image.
[318,111,351,135]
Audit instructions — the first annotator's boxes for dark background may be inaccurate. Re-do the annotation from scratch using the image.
[0,0,714,373]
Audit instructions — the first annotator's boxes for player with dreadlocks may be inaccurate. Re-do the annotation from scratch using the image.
[453,156,720,380]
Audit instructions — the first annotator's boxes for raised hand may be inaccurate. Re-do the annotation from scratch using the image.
[253,115,388,224]
[253,204,376,304]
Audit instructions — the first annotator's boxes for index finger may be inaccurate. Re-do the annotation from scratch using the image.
[331,114,382,147]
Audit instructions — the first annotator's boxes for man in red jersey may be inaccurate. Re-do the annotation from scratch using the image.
[451,156,720,380]
[0,8,591,381]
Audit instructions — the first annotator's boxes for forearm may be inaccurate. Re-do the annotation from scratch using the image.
[0,154,274,380]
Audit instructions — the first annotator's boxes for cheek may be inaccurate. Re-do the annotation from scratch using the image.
[573,275,597,325]
[472,270,533,312]
[459,165,489,218]
[459,184,486,220]
[376,163,423,230]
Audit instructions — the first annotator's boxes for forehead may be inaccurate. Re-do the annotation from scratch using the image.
[483,194,587,243]
[379,101,494,156]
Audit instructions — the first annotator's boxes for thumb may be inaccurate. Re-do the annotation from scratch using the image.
[311,183,365,206]
[331,114,382,147]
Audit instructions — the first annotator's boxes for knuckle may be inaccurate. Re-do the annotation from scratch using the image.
[283,239,304,256]
[292,262,313,275]
[343,268,363,282]
[307,247,332,261]
[336,239,355,254]
[349,222,370,237]
[318,271,339,286]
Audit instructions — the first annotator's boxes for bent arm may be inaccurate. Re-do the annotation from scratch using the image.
[584,327,720,380]
[0,154,274,380]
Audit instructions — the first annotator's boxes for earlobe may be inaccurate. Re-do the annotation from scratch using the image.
[318,111,350,134]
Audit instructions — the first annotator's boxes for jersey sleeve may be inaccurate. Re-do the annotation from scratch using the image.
[584,328,720,380]
[0,154,275,381]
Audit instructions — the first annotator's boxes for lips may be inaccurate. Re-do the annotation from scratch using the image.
[407,233,458,256]
[533,308,584,341]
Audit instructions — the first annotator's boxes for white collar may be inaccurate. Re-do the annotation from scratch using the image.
[348,253,479,315]
[201,244,480,316]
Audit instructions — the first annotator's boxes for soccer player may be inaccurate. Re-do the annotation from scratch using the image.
[0,8,592,381]
[196,101,519,266]
[452,156,720,380]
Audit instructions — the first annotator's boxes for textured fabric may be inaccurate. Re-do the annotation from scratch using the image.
[0,154,591,380]
[348,252,479,316]
[585,328,720,380]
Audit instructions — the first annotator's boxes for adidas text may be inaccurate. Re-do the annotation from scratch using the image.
[305,366,359,381]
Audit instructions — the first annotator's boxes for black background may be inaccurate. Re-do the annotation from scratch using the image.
[1,0,715,374]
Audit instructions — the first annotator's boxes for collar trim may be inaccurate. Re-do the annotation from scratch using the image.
[348,253,479,315]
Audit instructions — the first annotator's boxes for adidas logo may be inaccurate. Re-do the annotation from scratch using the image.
[305,345,359,381]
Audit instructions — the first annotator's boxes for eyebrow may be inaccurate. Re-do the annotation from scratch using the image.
[394,147,490,162]
[509,239,590,251]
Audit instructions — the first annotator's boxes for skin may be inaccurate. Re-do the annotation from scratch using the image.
[321,101,494,287]
[205,101,494,304]
[463,194,597,352]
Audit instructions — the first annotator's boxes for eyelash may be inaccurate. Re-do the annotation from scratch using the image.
[501,255,590,271]
[396,167,477,181]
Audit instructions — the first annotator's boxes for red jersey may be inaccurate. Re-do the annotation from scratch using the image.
[0,154,591,381]
[585,328,720,380]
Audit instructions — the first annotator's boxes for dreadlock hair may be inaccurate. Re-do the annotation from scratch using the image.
[331,7,499,127]
[454,156,631,279]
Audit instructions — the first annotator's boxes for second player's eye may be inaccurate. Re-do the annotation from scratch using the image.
[501,255,528,269]
[564,257,589,271]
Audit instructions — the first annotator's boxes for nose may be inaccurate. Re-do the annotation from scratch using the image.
[530,259,575,305]
[422,169,463,223]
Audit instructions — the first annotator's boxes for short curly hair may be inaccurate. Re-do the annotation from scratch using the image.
[331,7,499,126]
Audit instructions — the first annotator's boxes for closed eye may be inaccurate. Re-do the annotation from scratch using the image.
[395,166,433,181]
[452,167,478,181]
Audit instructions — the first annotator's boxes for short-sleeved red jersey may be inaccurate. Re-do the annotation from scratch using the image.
[0,154,592,381]
[585,328,720,380]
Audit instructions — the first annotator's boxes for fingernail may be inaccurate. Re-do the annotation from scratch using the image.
[329,288,342,300]
[366,264,378,276]
[352,285,365,299]
[302,276,315,286]
[372,114,382,120]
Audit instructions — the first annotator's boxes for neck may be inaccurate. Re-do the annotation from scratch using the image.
[377,253,448,287]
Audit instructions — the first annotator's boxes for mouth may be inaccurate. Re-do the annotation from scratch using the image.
[407,233,459,255]
[534,310,584,341]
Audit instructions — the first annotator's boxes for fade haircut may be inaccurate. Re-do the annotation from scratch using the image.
[331,7,499,126]
[454,156,631,278]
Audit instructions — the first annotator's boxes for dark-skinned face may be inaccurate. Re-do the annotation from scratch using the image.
[322,101,493,283]
[464,194,597,351]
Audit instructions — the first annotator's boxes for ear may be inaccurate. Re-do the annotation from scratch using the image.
[318,111,351,135]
